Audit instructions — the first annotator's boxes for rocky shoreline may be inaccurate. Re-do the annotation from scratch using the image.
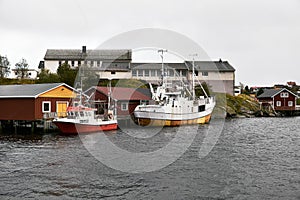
[213,94,279,118]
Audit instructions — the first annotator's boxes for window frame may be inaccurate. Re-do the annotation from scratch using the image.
[288,101,293,107]
[280,92,289,98]
[132,69,137,77]
[42,101,51,113]
[202,71,208,76]
[137,70,143,77]
[121,102,128,111]
[276,101,281,107]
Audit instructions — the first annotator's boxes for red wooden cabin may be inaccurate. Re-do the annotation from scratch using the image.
[257,88,298,111]
[0,83,76,121]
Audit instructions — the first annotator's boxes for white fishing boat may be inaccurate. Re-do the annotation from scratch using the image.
[134,50,216,126]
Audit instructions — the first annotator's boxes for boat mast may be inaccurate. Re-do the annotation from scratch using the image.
[158,49,168,86]
[108,78,112,110]
[190,54,197,100]
[189,54,209,99]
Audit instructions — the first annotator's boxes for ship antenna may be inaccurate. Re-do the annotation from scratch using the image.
[158,49,168,86]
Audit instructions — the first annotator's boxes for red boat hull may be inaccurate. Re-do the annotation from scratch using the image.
[54,121,118,135]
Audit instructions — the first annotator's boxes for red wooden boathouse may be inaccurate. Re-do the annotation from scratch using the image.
[0,83,77,121]
[85,86,151,117]
[257,88,298,112]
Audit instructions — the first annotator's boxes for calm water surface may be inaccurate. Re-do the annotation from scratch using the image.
[0,118,299,199]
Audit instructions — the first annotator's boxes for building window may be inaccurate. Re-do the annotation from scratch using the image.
[42,101,51,113]
[195,71,199,76]
[182,70,187,77]
[78,61,81,66]
[97,60,101,67]
[280,92,289,98]
[144,69,149,77]
[58,61,62,66]
[111,71,116,75]
[288,101,293,107]
[90,60,94,67]
[169,69,174,77]
[276,101,281,107]
[150,70,156,77]
[137,70,143,77]
[121,102,128,111]
[132,69,137,76]
[202,71,208,76]
[71,60,75,67]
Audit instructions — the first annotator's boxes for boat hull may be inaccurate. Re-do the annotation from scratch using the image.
[53,121,118,135]
[135,114,212,126]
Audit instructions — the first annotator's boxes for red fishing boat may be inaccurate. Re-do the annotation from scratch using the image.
[53,105,117,134]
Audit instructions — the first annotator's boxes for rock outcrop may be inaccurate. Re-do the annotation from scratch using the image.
[213,94,277,118]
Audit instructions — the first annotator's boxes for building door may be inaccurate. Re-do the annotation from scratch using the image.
[56,101,68,117]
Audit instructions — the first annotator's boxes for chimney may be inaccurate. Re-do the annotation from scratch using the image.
[82,46,86,54]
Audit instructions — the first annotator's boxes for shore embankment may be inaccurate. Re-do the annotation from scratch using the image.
[213,94,278,118]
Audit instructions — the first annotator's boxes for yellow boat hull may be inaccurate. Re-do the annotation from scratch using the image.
[136,114,212,127]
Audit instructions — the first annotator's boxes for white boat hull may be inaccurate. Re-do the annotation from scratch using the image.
[134,101,215,126]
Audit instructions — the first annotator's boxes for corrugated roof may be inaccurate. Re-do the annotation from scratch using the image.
[94,87,151,101]
[0,83,71,98]
[44,49,132,60]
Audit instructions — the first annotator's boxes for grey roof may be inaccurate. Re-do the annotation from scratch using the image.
[44,49,132,60]
[131,60,235,72]
[131,63,187,70]
[186,60,236,72]
[257,88,298,98]
[0,83,72,98]
[257,89,281,98]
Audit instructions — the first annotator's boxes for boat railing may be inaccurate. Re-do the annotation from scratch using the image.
[43,112,67,119]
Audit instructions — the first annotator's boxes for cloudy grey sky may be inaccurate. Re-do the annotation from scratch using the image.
[0,0,299,86]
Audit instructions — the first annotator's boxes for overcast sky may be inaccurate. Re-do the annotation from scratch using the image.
[0,0,299,86]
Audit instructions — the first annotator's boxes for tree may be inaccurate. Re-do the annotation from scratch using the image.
[256,88,264,97]
[195,82,211,97]
[36,69,60,83]
[0,55,10,78]
[15,58,29,79]
[77,65,100,90]
[243,85,250,95]
[57,62,78,86]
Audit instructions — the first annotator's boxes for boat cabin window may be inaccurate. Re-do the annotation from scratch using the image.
[80,111,84,117]
[198,105,205,112]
